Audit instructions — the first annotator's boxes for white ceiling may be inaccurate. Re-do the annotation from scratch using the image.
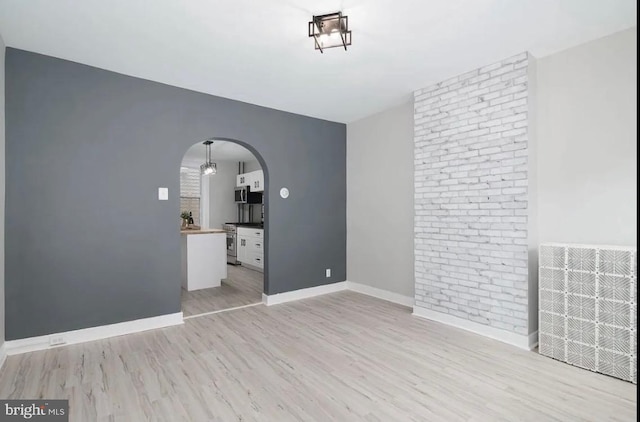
[181,140,257,167]
[0,0,636,123]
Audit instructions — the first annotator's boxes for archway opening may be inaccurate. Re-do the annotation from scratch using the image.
[178,138,268,317]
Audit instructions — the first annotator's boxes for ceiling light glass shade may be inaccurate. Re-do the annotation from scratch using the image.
[318,32,343,48]
[200,140,217,176]
[309,12,351,53]
[200,162,217,175]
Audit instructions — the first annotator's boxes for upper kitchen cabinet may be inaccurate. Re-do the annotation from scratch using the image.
[236,170,264,192]
[236,173,249,187]
[250,170,264,192]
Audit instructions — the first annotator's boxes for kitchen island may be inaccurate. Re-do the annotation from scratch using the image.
[180,229,227,291]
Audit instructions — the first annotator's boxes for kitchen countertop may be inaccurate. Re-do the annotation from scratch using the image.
[225,222,264,228]
[180,229,226,235]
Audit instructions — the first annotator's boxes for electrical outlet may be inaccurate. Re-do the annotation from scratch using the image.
[326,268,331,278]
[49,335,66,346]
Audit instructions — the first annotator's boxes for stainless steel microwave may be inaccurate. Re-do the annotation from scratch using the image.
[235,187,262,204]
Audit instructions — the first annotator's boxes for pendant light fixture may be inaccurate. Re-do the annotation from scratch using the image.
[200,140,217,176]
[308,12,352,53]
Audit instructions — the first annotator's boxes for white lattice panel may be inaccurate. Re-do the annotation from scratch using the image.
[539,243,637,383]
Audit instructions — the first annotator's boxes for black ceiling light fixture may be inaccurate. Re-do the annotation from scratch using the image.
[308,12,352,53]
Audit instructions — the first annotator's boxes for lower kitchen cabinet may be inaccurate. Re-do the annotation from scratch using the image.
[237,236,249,263]
[237,227,263,271]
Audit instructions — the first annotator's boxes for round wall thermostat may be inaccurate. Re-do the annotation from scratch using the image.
[279,188,289,199]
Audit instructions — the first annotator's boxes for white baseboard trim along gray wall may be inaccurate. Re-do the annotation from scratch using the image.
[347,281,414,307]
[413,305,538,350]
[262,282,348,306]
[3,312,184,356]
[262,281,414,308]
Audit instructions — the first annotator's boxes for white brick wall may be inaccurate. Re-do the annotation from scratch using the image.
[414,53,531,336]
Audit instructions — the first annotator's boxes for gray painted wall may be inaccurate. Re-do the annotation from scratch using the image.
[346,101,414,298]
[5,49,346,340]
[1,35,6,347]
[537,28,637,246]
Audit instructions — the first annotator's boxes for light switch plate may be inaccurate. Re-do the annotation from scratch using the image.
[158,187,168,200]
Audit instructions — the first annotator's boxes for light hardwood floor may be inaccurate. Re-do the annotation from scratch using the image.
[0,292,636,421]
[181,264,263,317]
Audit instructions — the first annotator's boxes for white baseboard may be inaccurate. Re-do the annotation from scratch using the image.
[262,281,414,308]
[4,312,184,356]
[263,281,348,306]
[412,306,535,350]
[346,281,414,308]
[184,302,262,320]
[0,343,7,371]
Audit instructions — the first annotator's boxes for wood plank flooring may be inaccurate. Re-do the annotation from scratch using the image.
[181,264,263,317]
[0,291,636,421]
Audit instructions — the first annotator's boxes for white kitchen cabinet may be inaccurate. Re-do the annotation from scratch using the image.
[246,251,264,268]
[237,227,263,271]
[238,227,263,240]
[249,170,264,192]
[237,235,250,263]
[236,173,250,188]
[235,170,264,192]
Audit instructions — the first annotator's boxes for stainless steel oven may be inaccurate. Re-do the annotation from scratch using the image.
[223,224,239,265]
